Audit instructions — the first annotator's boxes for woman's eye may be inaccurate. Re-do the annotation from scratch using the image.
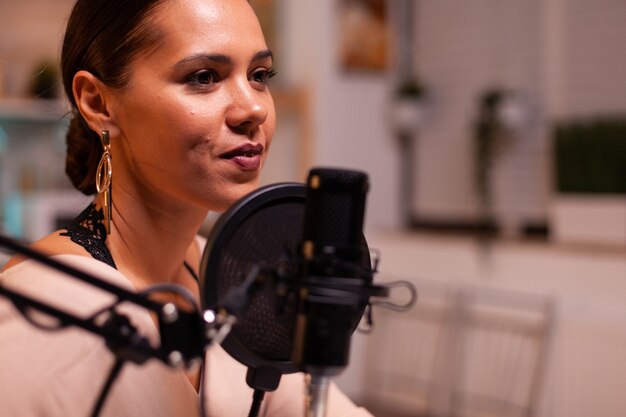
[186,69,219,86]
[250,67,277,86]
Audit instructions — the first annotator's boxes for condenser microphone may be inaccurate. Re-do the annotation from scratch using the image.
[199,170,393,417]
[293,168,371,417]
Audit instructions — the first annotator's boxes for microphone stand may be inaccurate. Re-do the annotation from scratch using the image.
[0,232,272,417]
[304,373,330,417]
[0,232,216,368]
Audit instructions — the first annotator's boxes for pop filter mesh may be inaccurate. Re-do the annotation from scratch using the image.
[215,201,303,361]
[202,182,373,373]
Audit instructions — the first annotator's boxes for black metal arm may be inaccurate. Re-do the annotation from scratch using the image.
[0,233,209,367]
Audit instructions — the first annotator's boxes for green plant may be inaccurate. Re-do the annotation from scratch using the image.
[30,60,59,99]
[554,118,626,194]
[473,88,509,212]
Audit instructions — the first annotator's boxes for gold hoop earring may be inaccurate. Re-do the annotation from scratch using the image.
[96,130,112,234]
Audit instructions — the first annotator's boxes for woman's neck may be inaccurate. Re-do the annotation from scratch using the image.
[102,188,208,290]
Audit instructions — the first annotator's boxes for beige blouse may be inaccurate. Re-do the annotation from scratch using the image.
[0,254,372,417]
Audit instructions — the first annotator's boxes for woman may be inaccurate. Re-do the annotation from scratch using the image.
[0,0,372,416]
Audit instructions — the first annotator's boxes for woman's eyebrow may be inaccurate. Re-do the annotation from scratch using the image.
[173,49,273,69]
[174,53,232,68]
[252,49,273,62]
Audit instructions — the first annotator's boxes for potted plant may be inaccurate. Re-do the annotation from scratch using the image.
[389,78,427,227]
[550,117,626,246]
[29,60,59,99]
[390,78,427,136]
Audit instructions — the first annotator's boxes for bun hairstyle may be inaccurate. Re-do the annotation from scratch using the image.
[61,0,166,194]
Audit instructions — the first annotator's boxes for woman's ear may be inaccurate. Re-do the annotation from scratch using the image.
[72,70,118,134]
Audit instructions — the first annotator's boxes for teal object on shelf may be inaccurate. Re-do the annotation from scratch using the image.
[3,192,24,238]
[0,124,8,153]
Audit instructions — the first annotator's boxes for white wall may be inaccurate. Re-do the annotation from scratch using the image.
[558,0,626,118]
[281,0,401,230]
[410,0,626,229]
[412,0,551,227]
[280,0,626,232]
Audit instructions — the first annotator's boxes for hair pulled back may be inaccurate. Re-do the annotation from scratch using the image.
[61,0,166,194]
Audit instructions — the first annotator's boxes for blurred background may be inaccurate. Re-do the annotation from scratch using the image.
[1,0,626,416]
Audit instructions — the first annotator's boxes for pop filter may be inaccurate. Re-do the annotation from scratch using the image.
[199,181,373,391]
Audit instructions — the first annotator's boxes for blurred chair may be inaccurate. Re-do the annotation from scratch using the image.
[360,281,554,417]
[361,279,461,417]
[448,287,555,417]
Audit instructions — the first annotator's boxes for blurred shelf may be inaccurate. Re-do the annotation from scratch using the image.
[0,98,70,124]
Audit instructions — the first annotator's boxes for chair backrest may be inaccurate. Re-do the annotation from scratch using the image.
[361,278,460,417]
[360,281,554,417]
[449,286,555,417]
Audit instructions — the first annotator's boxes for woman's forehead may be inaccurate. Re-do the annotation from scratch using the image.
[120,0,269,83]
[152,0,265,47]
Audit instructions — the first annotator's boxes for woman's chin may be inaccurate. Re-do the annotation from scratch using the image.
[210,183,260,212]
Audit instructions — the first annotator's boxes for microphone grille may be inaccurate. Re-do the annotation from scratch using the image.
[304,168,369,259]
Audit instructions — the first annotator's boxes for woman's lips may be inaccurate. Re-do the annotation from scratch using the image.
[230,153,261,170]
[220,143,264,171]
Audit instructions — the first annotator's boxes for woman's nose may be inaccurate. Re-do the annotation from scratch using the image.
[225,81,270,137]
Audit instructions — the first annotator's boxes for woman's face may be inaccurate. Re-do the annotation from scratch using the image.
[109,0,276,212]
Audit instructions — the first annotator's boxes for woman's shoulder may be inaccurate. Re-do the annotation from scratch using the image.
[1,230,90,272]
[0,229,130,309]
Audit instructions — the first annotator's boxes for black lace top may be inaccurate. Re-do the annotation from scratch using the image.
[61,203,117,268]
[61,203,198,281]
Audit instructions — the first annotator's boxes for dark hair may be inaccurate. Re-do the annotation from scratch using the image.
[61,0,167,194]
